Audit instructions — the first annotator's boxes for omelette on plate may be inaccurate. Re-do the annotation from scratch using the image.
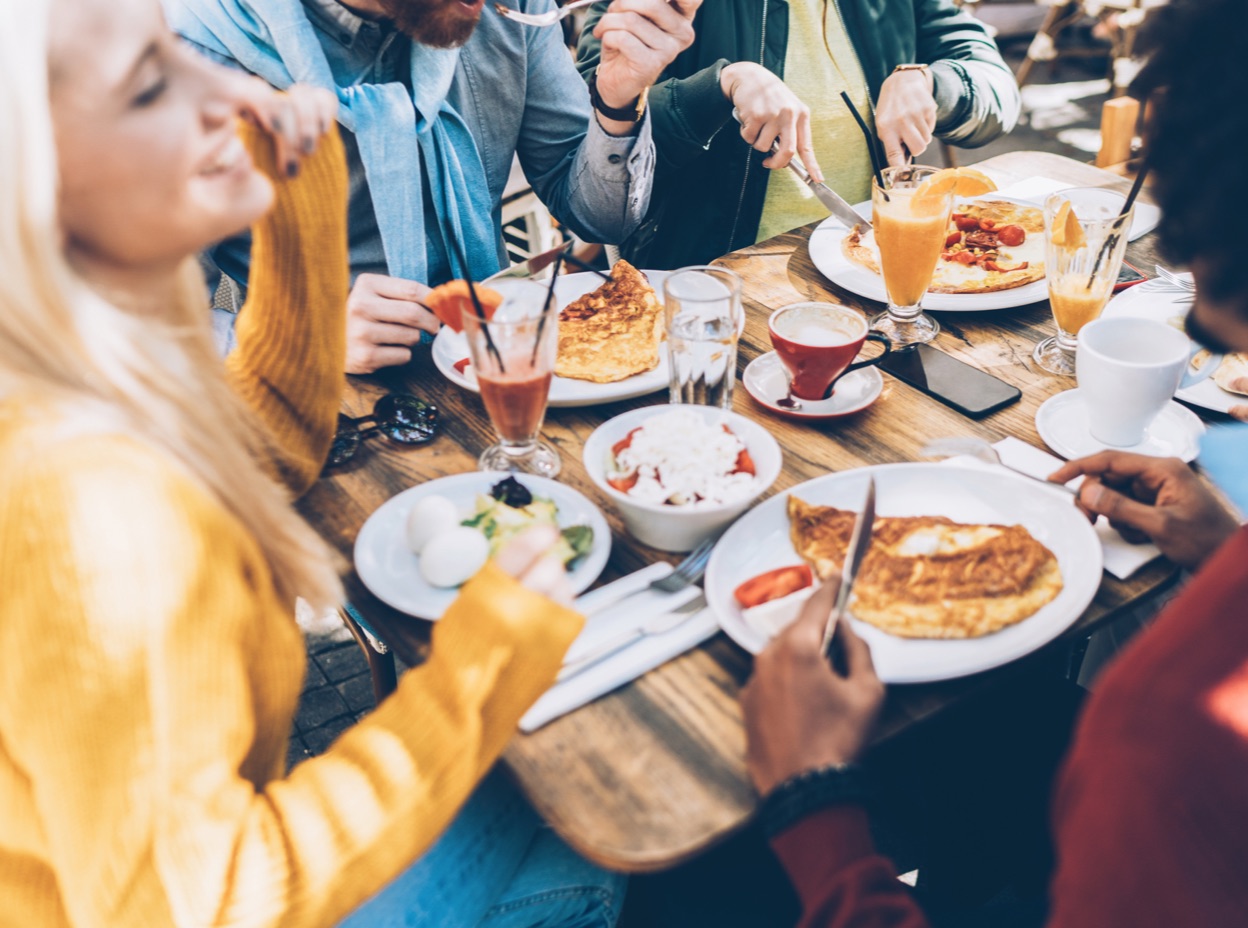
[787,496,1063,639]
[555,260,664,384]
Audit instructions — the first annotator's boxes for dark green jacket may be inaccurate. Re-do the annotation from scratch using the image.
[577,0,1020,269]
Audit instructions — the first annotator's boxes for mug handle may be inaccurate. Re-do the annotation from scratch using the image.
[824,332,893,399]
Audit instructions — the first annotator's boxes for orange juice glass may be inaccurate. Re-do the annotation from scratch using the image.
[870,165,955,347]
[1036,188,1134,375]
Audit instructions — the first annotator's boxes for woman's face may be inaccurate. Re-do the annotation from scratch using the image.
[49,0,273,272]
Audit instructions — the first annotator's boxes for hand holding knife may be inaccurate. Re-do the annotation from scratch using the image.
[822,476,876,672]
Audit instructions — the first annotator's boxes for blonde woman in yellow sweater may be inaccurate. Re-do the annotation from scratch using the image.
[0,0,624,925]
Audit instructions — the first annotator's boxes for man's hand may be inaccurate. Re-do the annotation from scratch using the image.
[720,62,823,183]
[493,525,575,605]
[592,0,700,132]
[1222,375,1248,421]
[740,582,885,797]
[344,273,440,374]
[874,68,937,168]
[1049,451,1239,570]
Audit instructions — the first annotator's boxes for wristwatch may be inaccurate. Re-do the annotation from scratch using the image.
[589,73,649,123]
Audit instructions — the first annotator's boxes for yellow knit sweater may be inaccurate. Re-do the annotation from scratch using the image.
[0,127,582,927]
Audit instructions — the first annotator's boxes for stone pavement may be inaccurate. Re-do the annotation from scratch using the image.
[288,621,379,769]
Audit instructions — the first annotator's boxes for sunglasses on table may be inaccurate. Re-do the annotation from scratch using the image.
[325,394,439,471]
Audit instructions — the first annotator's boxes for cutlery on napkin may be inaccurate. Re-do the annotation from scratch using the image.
[942,436,1161,579]
[520,563,718,732]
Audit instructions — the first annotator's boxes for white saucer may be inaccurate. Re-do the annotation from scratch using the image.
[1035,388,1206,463]
[743,352,884,420]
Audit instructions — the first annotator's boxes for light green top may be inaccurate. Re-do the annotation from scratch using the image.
[755,0,875,243]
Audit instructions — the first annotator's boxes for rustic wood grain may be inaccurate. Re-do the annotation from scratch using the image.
[298,152,1209,873]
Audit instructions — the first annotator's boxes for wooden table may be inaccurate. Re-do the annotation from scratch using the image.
[299,151,1196,873]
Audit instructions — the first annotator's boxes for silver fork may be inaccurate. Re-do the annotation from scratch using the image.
[493,0,596,27]
[584,537,715,616]
[919,437,1078,497]
[1154,265,1196,291]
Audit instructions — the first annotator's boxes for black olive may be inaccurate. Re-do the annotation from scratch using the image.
[491,476,533,508]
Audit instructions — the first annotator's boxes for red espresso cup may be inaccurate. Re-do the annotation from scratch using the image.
[768,303,892,400]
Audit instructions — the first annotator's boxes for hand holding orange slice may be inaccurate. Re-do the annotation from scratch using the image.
[1049,201,1086,252]
[425,279,505,333]
[913,167,998,199]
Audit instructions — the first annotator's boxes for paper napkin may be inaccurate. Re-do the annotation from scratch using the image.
[519,564,719,732]
[991,175,1160,242]
[944,436,1162,580]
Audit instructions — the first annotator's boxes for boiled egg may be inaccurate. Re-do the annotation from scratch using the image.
[405,495,461,555]
[420,526,490,588]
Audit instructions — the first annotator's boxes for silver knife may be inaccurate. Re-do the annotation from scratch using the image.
[483,241,571,284]
[821,476,876,659]
[731,107,871,231]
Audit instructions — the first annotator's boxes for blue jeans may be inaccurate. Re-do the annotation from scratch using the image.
[340,770,626,927]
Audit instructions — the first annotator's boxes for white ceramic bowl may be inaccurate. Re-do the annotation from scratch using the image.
[582,405,783,552]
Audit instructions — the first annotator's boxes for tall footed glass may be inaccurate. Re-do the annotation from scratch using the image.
[1035,188,1135,375]
[461,281,561,477]
[870,165,955,347]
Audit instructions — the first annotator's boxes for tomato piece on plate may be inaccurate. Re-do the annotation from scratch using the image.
[734,565,813,609]
[733,448,756,476]
[996,224,1026,247]
[954,215,980,232]
[612,428,641,459]
[944,231,963,248]
[452,358,471,375]
[607,473,639,493]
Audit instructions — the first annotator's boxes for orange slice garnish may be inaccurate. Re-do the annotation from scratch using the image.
[1050,201,1086,251]
[914,167,998,199]
[425,280,505,333]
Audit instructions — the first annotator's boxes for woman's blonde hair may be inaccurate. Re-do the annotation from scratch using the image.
[0,2,343,613]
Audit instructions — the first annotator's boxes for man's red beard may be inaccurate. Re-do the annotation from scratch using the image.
[378,0,484,48]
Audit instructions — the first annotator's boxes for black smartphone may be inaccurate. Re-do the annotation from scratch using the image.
[878,344,1021,419]
[1114,259,1148,292]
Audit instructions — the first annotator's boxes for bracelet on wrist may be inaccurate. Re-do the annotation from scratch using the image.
[759,763,871,839]
[589,73,648,124]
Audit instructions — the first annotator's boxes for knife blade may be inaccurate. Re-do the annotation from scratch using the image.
[821,476,876,662]
[730,107,871,231]
[483,241,571,284]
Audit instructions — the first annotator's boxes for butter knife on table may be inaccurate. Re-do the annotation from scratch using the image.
[731,107,871,231]
[822,476,876,670]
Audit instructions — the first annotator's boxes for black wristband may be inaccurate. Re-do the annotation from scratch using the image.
[589,73,646,123]
[759,764,871,839]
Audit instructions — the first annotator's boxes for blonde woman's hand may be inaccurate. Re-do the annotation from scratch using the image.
[493,526,575,606]
[721,62,824,183]
[235,80,339,178]
[875,67,937,168]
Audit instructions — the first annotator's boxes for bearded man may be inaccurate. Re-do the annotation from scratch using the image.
[168,0,699,372]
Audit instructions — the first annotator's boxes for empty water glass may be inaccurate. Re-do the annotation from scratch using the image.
[663,266,744,409]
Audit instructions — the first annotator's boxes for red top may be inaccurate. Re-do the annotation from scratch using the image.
[771,526,1248,927]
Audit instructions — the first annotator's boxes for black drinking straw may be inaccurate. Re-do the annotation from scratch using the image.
[1086,156,1150,288]
[841,91,887,194]
[446,227,505,373]
[559,248,614,283]
[532,251,565,365]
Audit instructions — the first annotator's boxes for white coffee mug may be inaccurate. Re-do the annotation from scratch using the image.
[1076,317,1212,447]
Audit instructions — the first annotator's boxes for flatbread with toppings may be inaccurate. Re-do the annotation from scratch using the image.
[1212,351,1248,396]
[787,496,1063,639]
[843,199,1046,294]
[554,260,664,384]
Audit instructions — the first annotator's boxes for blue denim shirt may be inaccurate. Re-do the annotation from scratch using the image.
[187,0,655,291]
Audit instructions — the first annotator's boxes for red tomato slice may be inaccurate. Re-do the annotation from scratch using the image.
[612,428,641,459]
[954,215,980,232]
[607,473,639,493]
[734,448,756,476]
[453,358,471,375]
[734,565,813,609]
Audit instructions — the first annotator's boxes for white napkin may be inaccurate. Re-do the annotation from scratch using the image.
[991,175,1160,243]
[519,564,719,732]
[944,436,1161,580]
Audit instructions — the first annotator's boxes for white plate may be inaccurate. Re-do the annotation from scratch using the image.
[431,270,671,408]
[806,197,1051,312]
[704,463,1103,683]
[1102,280,1237,414]
[354,473,611,620]
[1035,388,1205,463]
[742,352,883,420]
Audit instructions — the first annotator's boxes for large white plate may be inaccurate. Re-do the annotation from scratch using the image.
[807,197,1051,312]
[431,270,671,408]
[704,463,1103,683]
[354,473,611,620]
[1102,279,1236,414]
